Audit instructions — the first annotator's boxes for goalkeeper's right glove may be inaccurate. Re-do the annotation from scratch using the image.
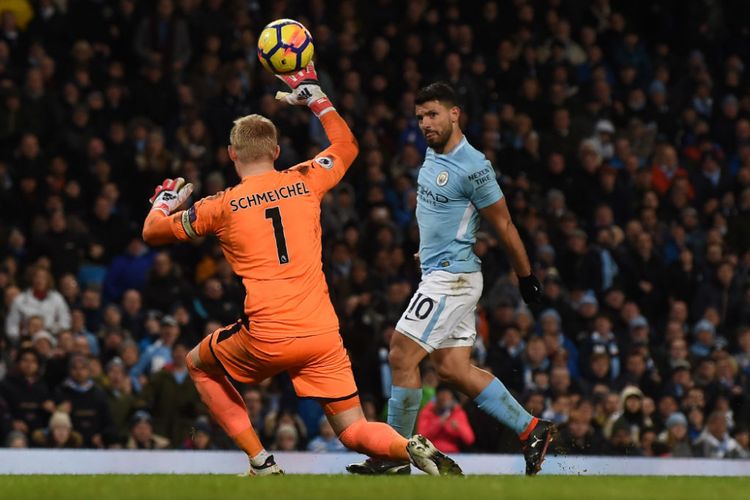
[149,177,193,216]
[274,62,334,117]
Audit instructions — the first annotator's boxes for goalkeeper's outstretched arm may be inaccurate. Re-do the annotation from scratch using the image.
[276,63,358,193]
[142,177,193,246]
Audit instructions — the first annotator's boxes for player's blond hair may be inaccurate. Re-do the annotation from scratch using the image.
[229,114,278,163]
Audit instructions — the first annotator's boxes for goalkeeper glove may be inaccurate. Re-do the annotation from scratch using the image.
[518,273,543,305]
[274,62,334,117]
[149,177,193,216]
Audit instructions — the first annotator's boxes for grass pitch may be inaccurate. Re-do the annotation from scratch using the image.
[2,475,746,500]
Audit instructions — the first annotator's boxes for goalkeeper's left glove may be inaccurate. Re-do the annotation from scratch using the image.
[274,62,334,117]
[149,177,194,216]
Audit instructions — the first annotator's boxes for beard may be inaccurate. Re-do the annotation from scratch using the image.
[424,127,452,150]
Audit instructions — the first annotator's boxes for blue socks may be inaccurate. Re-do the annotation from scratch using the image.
[474,378,533,435]
[387,386,423,438]
[388,380,532,438]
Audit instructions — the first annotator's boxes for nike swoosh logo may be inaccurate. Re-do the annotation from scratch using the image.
[403,316,419,322]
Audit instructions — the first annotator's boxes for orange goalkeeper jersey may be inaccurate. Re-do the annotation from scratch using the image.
[169,111,357,338]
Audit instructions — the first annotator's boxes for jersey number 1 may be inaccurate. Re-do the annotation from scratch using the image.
[265,207,289,264]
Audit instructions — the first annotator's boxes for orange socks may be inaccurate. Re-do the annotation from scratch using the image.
[187,356,264,457]
[338,419,410,462]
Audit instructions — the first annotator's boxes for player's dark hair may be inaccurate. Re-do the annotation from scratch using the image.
[415,82,458,107]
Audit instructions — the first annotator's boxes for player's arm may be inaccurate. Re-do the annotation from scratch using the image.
[142,211,179,246]
[142,178,194,246]
[275,63,358,194]
[480,198,542,304]
[465,163,542,304]
[142,177,223,246]
[480,198,532,276]
[313,109,359,180]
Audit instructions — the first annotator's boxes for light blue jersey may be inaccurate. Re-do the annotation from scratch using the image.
[416,136,503,275]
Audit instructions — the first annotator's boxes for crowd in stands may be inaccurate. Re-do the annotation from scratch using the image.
[1,0,749,459]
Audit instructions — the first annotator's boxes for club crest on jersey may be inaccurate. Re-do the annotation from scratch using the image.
[436,171,449,186]
[315,156,334,169]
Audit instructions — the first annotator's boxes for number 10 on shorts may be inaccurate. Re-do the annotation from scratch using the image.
[404,293,436,321]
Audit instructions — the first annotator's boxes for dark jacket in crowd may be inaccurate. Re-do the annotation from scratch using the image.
[54,380,113,447]
[0,374,52,433]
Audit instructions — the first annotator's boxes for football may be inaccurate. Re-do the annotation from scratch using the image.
[257,18,314,74]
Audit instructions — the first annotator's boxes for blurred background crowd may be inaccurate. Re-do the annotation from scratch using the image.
[1,0,749,459]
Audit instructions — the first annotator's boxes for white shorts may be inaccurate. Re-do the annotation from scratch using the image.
[395,271,483,353]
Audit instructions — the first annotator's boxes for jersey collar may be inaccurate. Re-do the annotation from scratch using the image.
[431,135,467,157]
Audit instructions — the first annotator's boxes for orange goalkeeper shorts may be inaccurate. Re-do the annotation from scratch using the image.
[197,320,358,401]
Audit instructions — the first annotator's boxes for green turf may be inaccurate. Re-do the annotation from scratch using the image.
[1,475,746,500]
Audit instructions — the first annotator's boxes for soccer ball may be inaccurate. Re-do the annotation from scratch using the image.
[257,19,314,74]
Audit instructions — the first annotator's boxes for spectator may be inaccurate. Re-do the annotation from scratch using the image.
[133,0,191,73]
[102,357,136,443]
[661,339,692,381]
[142,342,203,446]
[640,427,661,456]
[54,354,113,448]
[521,336,550,390]
[129,315,180,391]
[657,412,693,458]
[416,385,475,453]
[87,196,129,260]
[120,289,145,341]
[126,410,169,450]
[102,235,155,304]
[33,211,87,280]
[487,325,525,394]
[43,330,75,390]
[609,419,644,456]
[585,351,615,390]
[539,308,580,379]
[605,386,652,447]
[621,233,667,319]
[693,411,749,459]
[193,277,240,326]
[5,267,71,343]
[306,417,346,453]
[264,408,307,449]
[5,430,28,448]
[184,416,216,450]
[558,230,602,292]
[77,244,108,289]
[581,314,620,380]
[554,407,607,455]
[691,319,716,359]
[617,351,661,399]
[271,424,300,452]
[0,348,54,436]
[686,405,706,442]
[735,326,750,373]
[142,252,193,314]
[543,394,573,425]
[651,145,689,196]
[733,427,750,457]
[31,411,83,448]
[243,387,266,438]
[31,330,56,362]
